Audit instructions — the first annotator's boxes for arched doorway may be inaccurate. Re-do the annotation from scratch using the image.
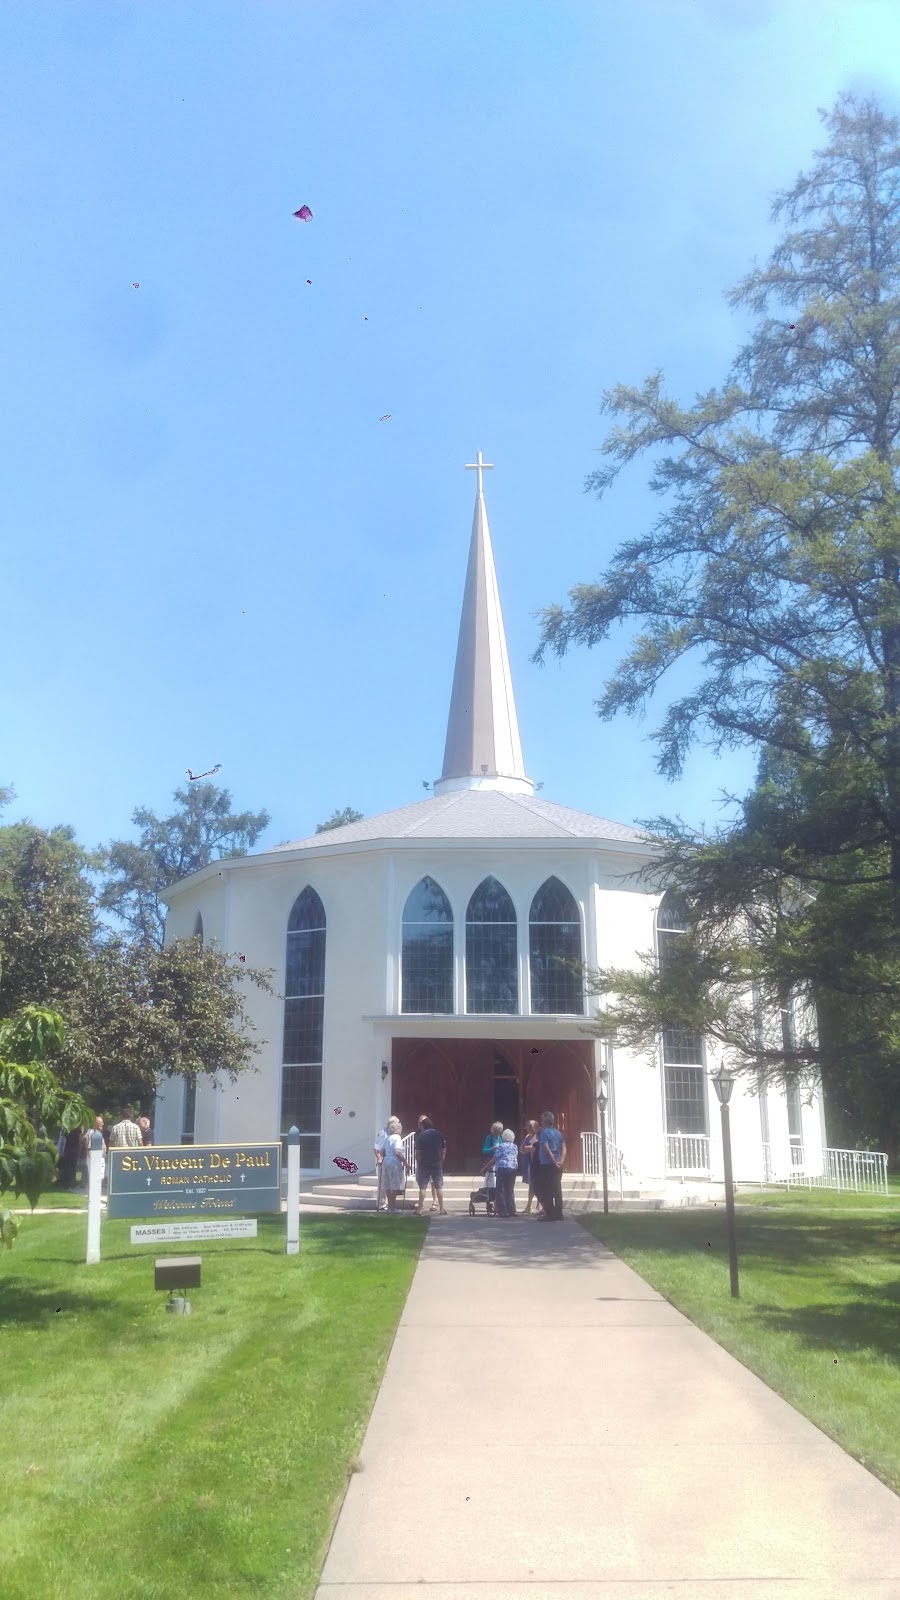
[523,1042,596,1164]
[390,1037,596,1173]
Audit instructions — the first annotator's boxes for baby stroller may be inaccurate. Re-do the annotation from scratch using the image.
[468,1170,497,1216]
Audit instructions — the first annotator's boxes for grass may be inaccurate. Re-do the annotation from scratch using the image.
[0,1210,426,1600]
[580,1185,900,1496]
[7,1186,91,1210]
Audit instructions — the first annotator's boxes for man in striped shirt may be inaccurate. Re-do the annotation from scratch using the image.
[108,1108,143,1149]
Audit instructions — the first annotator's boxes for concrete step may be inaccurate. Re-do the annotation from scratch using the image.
[297,1171,726,1212]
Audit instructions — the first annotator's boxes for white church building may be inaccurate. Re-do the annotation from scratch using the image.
[154,455,827,1191]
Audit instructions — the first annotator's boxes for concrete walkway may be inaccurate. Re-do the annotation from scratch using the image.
[315,1214,900,1600]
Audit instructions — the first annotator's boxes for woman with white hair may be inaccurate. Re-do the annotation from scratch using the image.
[483,1128,519,1217]
[382,1116,411,1212]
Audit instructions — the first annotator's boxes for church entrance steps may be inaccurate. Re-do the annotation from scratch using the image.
[293,1174,710,1213]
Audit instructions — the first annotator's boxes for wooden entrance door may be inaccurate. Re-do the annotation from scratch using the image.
[390,1037,597,1174]
[521,1041,596,1171]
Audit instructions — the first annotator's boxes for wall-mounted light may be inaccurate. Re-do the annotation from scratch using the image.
[381,1060,389,1080]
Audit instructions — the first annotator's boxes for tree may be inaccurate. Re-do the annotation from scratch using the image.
[0,823,273,1120]
[0,824,98,1020]
[0,1004,93,1240]
[316,807,364,833]
[536,96,900,1152]
[99,782,270,947]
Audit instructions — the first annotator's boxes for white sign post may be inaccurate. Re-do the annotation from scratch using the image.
[85,1130,104,1265]
[286,1124,300,1255]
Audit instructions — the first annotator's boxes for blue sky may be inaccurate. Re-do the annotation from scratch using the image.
[4,0,900,854]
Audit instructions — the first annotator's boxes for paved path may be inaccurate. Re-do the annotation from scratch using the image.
[315,1214,900,1600]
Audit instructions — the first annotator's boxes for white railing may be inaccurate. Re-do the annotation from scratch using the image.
[580,1132,626,1197]
[665,1133,711,1174]
[786,1145,889,1194]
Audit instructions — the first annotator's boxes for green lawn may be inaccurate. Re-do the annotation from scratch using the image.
[0,1211,426,1600]
[580,1188,900,1495]
[9,1186,91,1210]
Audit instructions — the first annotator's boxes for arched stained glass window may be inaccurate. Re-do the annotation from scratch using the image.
[657,891,706,1136]
[282,886,325,1169]
[465,876,518,1014]
[192,913,204,942]
[529,877,584,1015]
[402,876,453,1013]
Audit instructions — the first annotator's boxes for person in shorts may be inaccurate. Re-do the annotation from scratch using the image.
[415,1113,441,1209]
[414,1116,446,1215]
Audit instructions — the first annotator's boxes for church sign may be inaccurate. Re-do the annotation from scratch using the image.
[106,1143,281,1219]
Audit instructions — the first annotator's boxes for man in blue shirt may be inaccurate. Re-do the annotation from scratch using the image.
[536,1111,567,1221]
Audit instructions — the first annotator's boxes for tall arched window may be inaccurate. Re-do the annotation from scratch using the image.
[466,877,518,1014]
[657,892,707,1136]
[282,886,326,1170]
[402,877,453,1013]
[192,913,204,941]
[529,877,584,1015]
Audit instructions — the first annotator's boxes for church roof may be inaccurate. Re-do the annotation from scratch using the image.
[273,789,649,850]
[434,452,533,798]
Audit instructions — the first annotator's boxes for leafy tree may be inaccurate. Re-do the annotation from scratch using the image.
[537,96,900,1153]
[0,823,273,1121]
[316,806,364,833]
[0,824,98,1020]
[99,782,270,947]
[0,1004,93,1239]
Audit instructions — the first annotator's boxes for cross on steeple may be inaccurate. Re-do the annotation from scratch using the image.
[465,450,493,497]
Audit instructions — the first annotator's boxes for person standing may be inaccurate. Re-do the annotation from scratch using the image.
[58,1127,82,1189]
[484,1128,519,1216]
[481,1121,503,1212]
[108,1107,143,1150]
[414,1116,447,1215]
[416,1113,441,1209]
[381,1116,411,1212]
[81,1116,106,1188]
[536,1111,567,1221]
[520,1120,543,1216]
[373,1125,389,1210]
[137,1116,153,1146]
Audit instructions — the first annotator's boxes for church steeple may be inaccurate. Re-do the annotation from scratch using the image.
[433,453,534,798]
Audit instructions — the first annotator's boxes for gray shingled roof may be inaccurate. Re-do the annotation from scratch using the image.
[274,789,648,849]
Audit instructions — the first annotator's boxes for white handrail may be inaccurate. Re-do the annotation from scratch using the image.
[665,1133,711,1174]
[787,1145,889,1194]
[580,1132,626,1197]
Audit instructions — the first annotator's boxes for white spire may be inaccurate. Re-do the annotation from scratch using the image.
[433,453,534,798]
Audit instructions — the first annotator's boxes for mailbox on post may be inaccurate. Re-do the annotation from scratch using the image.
[155,1255,201,1313]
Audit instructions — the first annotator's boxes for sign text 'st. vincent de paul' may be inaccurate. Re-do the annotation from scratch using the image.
[106,1144,282,1219]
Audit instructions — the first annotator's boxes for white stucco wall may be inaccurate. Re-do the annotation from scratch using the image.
[157,835,827,1184]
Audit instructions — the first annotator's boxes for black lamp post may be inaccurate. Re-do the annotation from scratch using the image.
[596,1058,611,1214]
[712,1069,740,1298]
